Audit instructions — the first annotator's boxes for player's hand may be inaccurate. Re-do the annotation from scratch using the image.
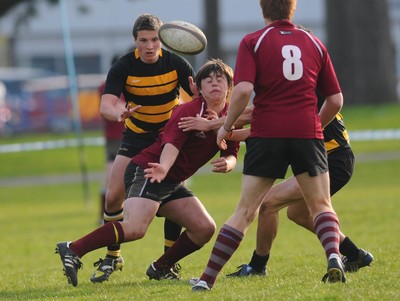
[216,126,231,150]
[117,104,141,122]
[178,114,209,132]
[204,109,218,120]
[144,162,167,183]
[210,157,230,173]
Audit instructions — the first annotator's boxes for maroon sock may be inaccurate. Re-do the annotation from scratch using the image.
[69,221,125,258]
[154,231,200,270]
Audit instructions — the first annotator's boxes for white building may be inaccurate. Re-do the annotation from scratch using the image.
[0,0,325,73]
[0,0,398,75]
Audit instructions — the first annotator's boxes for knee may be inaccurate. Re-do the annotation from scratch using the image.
[193,218,216,244]
[123,226,147,241]
[202,219,216,241]
[238,207,259,225]
[259,202,270,216]
[259,194,280,216]
[105,190,124,209]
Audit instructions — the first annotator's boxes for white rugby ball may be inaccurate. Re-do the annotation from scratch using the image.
[159,21,207,55]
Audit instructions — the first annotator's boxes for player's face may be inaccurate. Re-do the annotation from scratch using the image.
[200,71,229,104]
[135,30,161,64]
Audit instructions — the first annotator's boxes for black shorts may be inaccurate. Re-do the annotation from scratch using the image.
[124,162,195,206]
[328,147,355,196]
[117,128,160,158]
[243,138,328,179]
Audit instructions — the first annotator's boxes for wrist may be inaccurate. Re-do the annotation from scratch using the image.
[116,112,122,121]
[223,124,233,132]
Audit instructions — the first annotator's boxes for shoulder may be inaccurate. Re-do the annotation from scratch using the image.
[296,29,328,55]
[118,51,136,64]
[109,51,135,72]
[173,98,202,115]
[163,49,193,69]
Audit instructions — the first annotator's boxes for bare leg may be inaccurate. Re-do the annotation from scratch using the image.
[256,177,303,256]
[105,155,131,212]
[197,175,275,288]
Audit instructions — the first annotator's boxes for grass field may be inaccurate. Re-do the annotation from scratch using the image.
[1,104,400,300]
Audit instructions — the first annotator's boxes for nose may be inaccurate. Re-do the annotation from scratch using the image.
[146,41,154,49]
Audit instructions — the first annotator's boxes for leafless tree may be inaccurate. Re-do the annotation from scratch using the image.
[326,0,398,104]
[203,0,223,60]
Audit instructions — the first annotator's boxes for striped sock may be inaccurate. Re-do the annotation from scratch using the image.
[314,211,340,259]
[199,224,243,288]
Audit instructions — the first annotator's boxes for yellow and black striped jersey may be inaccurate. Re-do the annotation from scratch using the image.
[317,93,350,153]
[323,112,350,153]
[103,48,195,134]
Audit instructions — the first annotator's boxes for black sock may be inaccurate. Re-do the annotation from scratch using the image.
[103,208,123,255]
[339,237,360,261]
[164,219,182,252]
[248,250,269,273]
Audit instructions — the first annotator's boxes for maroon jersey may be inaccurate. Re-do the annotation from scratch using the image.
[99,82,125,140]
[234,20,341,139]
[132,97,240,182]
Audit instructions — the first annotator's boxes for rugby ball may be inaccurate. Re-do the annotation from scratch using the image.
[159,21,207,55]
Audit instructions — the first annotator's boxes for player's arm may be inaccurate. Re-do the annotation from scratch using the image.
[178,105,253,132]
[217,81,253,148]
[319,92,343,128]
[225,128,251,142]
[224,82,253,129]
[210,155,237,173]
[100,94,141,122]
[234,104,253,127]
[144,143,179,183]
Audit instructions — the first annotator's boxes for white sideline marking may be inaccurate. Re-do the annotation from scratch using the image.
[0,137,104,153]
[0,130,399,154]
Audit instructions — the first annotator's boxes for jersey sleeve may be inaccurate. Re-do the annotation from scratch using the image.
[103,55,130,97]
[316,51,341,97]
[233,38,257,85]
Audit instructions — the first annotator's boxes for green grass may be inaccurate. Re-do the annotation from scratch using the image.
[0,146,103,177]
[1,158,399,300]
[341,103,400,130]
[0,104,400,300]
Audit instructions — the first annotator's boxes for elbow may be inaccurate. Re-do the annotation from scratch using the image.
[99,102,107,118]
[227,157,237,172]
[325,93,343,113]
[334,93,344,111]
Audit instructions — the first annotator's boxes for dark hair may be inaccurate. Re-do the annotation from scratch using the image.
[259,0,296,21]
[195,58,234,93]
[132,14,163,39]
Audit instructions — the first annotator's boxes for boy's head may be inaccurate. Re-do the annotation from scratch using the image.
[132,14,163,39]
[259,0,296,22]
